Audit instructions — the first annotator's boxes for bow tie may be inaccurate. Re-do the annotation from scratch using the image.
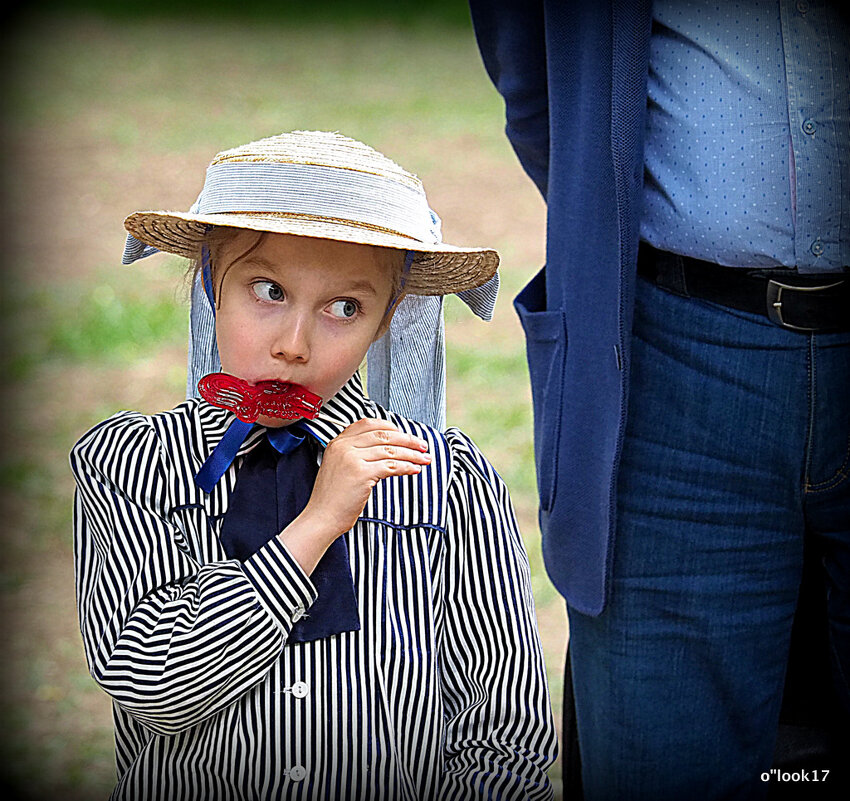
[195,416,324,494]
[213,423,360,643]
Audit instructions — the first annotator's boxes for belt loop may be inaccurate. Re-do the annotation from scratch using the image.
[655,249,689,297]
[674,252,689,296]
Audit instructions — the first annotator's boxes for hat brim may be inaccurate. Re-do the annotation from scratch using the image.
[124,210,498,296]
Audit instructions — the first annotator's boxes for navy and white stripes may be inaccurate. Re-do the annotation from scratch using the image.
[71,373,557,800]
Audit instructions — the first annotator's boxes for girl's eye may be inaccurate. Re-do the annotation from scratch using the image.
[329,299,360,319]
[253,281,284,302]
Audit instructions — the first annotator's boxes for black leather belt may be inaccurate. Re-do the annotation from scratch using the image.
[637,244,849,333]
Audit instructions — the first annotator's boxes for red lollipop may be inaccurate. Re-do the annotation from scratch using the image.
[198,373,322,423]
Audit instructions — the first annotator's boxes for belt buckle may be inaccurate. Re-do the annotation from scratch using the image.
[766,279,844,332]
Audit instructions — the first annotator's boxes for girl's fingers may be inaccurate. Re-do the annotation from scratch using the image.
[371,459,426,480]
[359,444,432,464]
[338,419,429,453]
[353,430,429,453]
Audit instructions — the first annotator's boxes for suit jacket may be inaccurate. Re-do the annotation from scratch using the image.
[470,0,653,615]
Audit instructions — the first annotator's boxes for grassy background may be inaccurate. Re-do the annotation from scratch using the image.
[1,5,564,798]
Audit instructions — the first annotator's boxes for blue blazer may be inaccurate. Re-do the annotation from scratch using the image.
[470,1,653,615]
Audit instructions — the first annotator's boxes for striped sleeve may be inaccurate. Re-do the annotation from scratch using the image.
[439,429,558,800]
[70,412,313,737]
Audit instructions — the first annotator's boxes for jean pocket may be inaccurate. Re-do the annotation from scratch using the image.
[514,268,567,513]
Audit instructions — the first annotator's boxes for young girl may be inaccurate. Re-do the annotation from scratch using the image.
[71,131,557,800]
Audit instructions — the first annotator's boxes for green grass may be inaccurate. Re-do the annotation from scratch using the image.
[3,276,188,378]
[5,14,507,158]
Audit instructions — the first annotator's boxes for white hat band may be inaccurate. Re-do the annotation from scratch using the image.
[195,161,442,244]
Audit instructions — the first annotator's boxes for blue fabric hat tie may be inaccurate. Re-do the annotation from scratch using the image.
[201,245,216,314]
[194,418,254,493]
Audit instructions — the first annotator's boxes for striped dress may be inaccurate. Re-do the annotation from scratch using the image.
[70,373,558,800]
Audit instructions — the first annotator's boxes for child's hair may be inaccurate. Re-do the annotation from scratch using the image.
[188,227,407,311]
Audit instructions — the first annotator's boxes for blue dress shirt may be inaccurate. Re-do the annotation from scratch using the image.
[642,0,849,272]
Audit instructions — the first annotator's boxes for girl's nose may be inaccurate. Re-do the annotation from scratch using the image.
[272,314,310,363]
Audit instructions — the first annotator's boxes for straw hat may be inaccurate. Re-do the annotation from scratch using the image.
[122,131,499,296]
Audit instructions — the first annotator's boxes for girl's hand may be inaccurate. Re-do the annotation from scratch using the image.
[278,418,431,574]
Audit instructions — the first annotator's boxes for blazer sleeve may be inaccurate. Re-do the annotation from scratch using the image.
[468,0,550,198]
[70,412,317,736]
[438,428,558,800]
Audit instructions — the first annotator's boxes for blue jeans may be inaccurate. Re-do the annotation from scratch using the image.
[568,277,850,800]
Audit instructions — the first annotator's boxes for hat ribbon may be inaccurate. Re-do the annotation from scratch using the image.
[122,161,444,266]
[197,161,441,243]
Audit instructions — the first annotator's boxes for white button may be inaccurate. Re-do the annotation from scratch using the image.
[802,118,816,135]
[292,606,305,622]
[289,765,307,782]
[290,681,309,698]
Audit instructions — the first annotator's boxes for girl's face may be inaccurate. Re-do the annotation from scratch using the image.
[214,231,398,427]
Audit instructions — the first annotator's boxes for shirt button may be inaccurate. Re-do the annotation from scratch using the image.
[290,681,309,698]
[289,765,307,782]
[810,238,824,256]
[292,606,305,622]
[796,0,809,13]
[802,118,816,135]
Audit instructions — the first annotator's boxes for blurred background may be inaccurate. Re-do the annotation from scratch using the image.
[0,2,562,797]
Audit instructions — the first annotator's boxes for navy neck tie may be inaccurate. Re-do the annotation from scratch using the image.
[218,425,361,643]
